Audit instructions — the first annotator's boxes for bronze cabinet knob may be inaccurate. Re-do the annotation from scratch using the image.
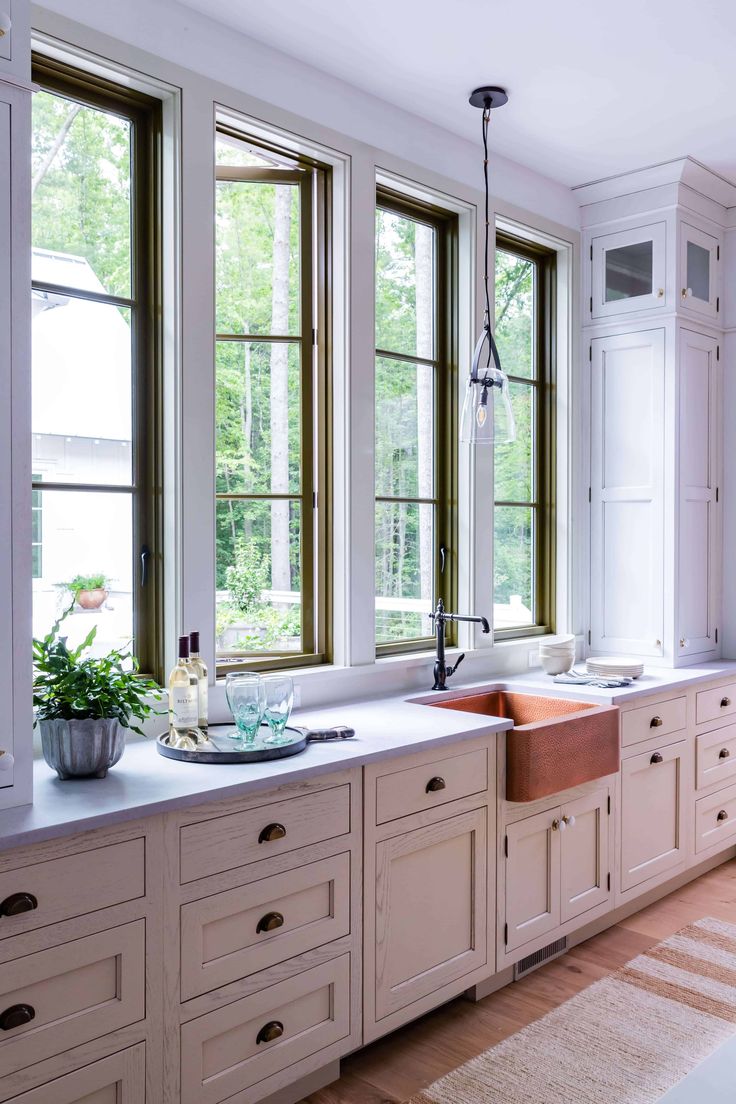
[717,810,729,822]
[650,752,664,765]
[650,716,664,728]
[256,1020,284,1045]
[0,1004,35,1031]
[258,823,286,844]
[719,748,731,760]
[425,776,446,794]
[722,697,732,708]
[256,911,284,934]
[0,893,38,917]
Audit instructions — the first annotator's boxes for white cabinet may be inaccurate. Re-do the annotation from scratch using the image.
[504,789,610,954]
[677,328,720,657]
[679,222,720,321]
[0,0,30,85]
[372,808,487,1021]
[0,74,32,806]
[620,740,687,892]
[590,328,665,658]
[589,220,667,320]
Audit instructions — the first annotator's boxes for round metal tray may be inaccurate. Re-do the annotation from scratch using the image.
[157,723,321,764]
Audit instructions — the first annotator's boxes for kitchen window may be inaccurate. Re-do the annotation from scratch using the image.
[214,130,331,673]
[374,190,457,655]
[31,56,162,675]
[494,232,556,638]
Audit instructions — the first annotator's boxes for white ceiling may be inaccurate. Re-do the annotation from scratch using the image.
[178,0,736,188]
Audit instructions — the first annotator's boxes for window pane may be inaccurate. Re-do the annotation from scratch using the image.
[687,241,710,302]
[604,240,653,302]
[31,489,133,657]
[495,382,534,502]
[375,356,433,499]
[375,501,433,643]
[32,90,132,299]
[495,248,534,379]
[216,341,301,495]
[216,180,301,337]
[375,209,435,359]
[32,297,132,485]
[216,136,279,168]
[494,506,534,629]
[216,499,302,655]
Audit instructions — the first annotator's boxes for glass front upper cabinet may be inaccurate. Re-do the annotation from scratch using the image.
[679,222,719,320]
[590,222,667,319]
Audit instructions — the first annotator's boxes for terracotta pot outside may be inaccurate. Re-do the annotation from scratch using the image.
[76,587,108,610]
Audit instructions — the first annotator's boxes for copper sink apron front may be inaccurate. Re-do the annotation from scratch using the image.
[431,691,620,802]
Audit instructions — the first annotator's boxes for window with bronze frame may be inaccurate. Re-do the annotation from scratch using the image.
[31,55,163,676]
[214,130,331,674]
[374,189,458,655]
[493,232,556,639]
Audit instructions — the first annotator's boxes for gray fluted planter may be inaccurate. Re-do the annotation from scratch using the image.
[39,717,126,780]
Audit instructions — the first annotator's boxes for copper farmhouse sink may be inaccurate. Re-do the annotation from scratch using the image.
[427,691,620,802]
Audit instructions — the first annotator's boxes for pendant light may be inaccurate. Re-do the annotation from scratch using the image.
[460,85,516,446]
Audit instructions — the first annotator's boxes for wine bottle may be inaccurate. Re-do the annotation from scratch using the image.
[189,630,208,734]
[168,635,198,740]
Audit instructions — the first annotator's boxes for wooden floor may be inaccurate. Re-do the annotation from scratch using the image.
[303,859,736,1104]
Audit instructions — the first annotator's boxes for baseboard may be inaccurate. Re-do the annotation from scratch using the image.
[258,1060,341,1104]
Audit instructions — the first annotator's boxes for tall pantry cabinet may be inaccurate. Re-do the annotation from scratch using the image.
[580,164,727,667]
[0,0,32,806]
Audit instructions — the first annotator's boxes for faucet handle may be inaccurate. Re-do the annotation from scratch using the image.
[449,652,465,677]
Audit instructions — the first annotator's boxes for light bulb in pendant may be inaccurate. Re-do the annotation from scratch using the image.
[476,404,487,427]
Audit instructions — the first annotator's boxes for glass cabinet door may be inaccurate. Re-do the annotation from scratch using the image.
[590,222,667,319]
[680,223,719,320]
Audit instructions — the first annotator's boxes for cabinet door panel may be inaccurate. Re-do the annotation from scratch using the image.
[591,329,665,657]
[505,808,560,953]
[373,809,487,1020]
[7,1043,145,1104]
[591,222,666,319]
[0,100,13,790]
[678,329,718,657]
[561,790,609,923]
[621,741,686,892]
[679,223,719,320]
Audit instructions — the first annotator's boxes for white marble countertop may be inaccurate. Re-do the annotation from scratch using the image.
[5,660,736,852]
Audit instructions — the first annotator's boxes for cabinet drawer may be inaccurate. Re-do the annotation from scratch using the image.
[180,785,351,884]
[374,747,488,825]
[696,724,736,790]
[0,920,145,1078]
[180,954,350,1104]
[0,838,145,940]
[696,683,736,726]
[181,853,351,1001]
[7,1043,145,1104]
[695,785,736,853]
[621,696,686,748]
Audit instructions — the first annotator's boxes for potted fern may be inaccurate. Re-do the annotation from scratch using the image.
[59,573,110,610]
[33,606,162,780]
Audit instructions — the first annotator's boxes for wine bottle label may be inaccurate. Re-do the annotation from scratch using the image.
[171,685,197,728]
[198,678,208,723]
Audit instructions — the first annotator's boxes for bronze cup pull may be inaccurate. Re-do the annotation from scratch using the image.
[719,748,731,760]
[426,776,446,794]
[650,752,663,765]
[258,823,286,844]
[717,809,729,823]
[0,1004,35,1031]
[256,1020,284,1045]
[721,697,732,708]
[0,893,38,917]
[256,911,284,934]
[650,716,664,728]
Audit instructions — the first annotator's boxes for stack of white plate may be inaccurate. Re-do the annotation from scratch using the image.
[586,656,644,679]
[539,634,576,675]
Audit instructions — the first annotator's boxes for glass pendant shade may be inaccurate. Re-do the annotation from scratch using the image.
[460,369,516,446]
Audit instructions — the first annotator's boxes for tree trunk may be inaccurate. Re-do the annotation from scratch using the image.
[415,224,434,631]
[269,186,292,591]
[240,338,252,488]
[32,104,81,196]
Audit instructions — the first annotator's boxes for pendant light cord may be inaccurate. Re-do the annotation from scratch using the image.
[482,105,492,335]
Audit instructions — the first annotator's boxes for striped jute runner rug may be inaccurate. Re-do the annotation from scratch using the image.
[406,917,736,1104]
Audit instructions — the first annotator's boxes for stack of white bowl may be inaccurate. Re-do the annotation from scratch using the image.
[538,634,576,675]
